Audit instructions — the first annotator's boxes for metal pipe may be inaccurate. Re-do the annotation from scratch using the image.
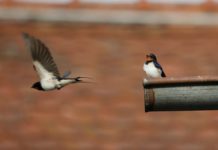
[143,76,218,112]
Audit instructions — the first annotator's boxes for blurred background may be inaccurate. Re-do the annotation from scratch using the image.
[1,0,218,149]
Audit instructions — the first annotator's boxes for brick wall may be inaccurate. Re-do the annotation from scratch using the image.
[0,22,218,150]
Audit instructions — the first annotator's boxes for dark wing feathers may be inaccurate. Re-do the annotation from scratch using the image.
[153,61,166,77]
[22,33,60,77]
[161,70,166,77]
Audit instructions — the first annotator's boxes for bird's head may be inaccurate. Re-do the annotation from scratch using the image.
[32,82,44,91]
[146,53,157,62]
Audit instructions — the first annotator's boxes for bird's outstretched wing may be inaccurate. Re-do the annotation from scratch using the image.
[22,33,60,79]
[153,61,166,77]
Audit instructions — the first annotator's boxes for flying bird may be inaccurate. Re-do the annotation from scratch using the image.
[22,33,90,91]
[143,53,166,78]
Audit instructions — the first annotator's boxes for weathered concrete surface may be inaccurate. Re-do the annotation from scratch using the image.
[1,7,218,26]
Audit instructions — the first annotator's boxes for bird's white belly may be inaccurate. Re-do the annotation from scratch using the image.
[143,63,161,78]
[40,78,73,90]
[40,78,57,90]
[59,79,74,86]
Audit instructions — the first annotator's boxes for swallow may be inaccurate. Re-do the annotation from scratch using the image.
[22,33,91,91]
[143,53,166,78]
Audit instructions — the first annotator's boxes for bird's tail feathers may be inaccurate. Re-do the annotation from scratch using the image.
[61,76,94,84]
[161,71,166,77]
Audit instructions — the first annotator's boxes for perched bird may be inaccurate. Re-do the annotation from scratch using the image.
[22,33,90,91]
[143,53,166,78]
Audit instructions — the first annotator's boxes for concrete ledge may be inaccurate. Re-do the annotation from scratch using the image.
[144,76,218,112]
[1,7,218,26]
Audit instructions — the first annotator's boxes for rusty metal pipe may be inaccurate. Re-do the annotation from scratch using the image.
[143,76,218,112]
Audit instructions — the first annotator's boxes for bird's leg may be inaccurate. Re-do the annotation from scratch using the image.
[56,85,62,90]
[55,82,62,90]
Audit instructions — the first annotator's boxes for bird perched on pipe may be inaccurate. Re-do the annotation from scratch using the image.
[22,33,91,91]
[143,53,166,78]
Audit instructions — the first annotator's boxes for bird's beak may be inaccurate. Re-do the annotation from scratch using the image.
[146,54,152,61]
